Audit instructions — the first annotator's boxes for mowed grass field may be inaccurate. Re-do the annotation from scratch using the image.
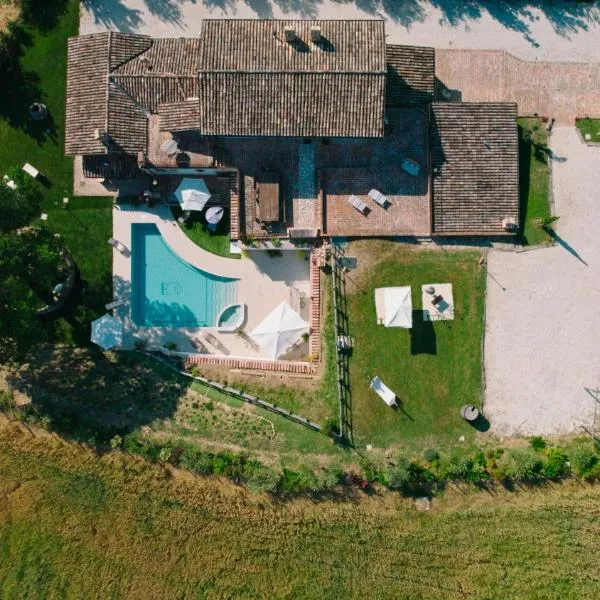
[346,242,485,449]
[2,421,600,600]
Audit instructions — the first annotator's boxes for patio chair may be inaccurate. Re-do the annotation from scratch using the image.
[348,195,369,215]
[107,238,131,257]
[105,299,125,311]
[3,175,16,190]
[368,188,389,208]
[22,163,41,179]
[369,376,397,407]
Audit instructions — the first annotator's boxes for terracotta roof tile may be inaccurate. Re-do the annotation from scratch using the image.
[386,44,435,106]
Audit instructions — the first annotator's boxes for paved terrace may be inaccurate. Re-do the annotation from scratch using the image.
[436,50,600,124]
[111,204,311,358]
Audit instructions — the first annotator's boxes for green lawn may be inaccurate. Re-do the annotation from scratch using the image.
[576,118,600,144]
[346,242,485,449]
[518,118,552,246]
[0,1,113,344]
[2,424,600,599]
[170,206,239,259]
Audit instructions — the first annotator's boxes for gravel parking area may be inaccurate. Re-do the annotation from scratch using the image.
[80,1,600,62]
[484,128,600,436]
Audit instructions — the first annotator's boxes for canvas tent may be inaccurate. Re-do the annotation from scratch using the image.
[249,301,309,359]
[375,286,413,328]
[91,314,123,350]
[174,177,211,212]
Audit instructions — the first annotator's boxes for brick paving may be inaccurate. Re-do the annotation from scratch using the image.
[185,354,316,374]
[436,49,600,124]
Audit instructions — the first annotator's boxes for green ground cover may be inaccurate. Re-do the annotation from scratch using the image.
[576,118,600,143]
[518,118,552,246]
[171,206,238,259]
[345,242,485,450]
[0,1,113,345]
[2,424,600,600]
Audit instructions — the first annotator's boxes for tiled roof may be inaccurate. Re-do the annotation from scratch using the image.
[198,20,386,72]
[385,44,435,106]
[65,33,200,156]
[198,72,385,137]
[430,102,519,235]
[158,100,200,132]
[65,33,109,155]
[197,20,386,138]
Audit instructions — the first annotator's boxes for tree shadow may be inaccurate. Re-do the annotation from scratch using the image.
[410,310,436,355]
[82,0,143,32]
[20,0,69,32]
[143,0,184,26]
[0,24,57,144]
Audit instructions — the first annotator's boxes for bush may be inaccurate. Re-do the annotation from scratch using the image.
[423,448,440,463]
[504,449,542,482]
[439,452,473,481]
[529,436,547,451]
[245,463,279,494]
[542,447,569,479]
[569,445,598,479]
[0,390,15,413]
[385,457,411,490]
[278,468,304,494]
[0,168,42,232]
[109,434,123,449]
[323,417,340,438]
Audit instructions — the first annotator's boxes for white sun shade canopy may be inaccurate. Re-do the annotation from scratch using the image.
[91,314,123,350]
[249,301,309,359]
[375,286,413,328]
[174,177,211,212]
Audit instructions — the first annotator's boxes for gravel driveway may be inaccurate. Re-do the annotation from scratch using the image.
[484,128,600,436]
[80,1,600,62]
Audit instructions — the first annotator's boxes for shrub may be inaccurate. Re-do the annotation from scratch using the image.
[504,449,542,482]
[423,448,440,463]
[359,457,383,484]
[439,452,474,481]
[542,447,569,479]
[323,417,340,438]
[245,464,279,494]
[315,467,342,490]
[109,434,123,449]
[278,468,304,494]
[569,445,598,479]
[529,436,547,451]
[385,457,411,490]
[0,390,15,413]
[158,446,173,463]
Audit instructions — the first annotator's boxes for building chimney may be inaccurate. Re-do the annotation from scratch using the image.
[284,26,296,43]
[502,217,518,232]
[310,25,321,43]
[94,129,107,144]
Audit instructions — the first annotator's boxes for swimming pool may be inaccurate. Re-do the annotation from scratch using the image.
[131,224,238,328]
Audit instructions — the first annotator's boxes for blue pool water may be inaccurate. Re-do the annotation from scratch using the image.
[131,224,238,327]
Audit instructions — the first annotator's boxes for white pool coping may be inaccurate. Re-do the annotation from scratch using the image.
[111,204,310,358]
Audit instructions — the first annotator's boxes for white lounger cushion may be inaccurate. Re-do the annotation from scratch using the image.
[370,376,397,407]
[22,163,40,178]
[368,189,389,207]
[348,194,368,214]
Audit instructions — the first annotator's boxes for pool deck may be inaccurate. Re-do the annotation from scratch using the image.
[111,204,311,359]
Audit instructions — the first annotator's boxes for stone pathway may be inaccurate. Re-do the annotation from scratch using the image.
[436,49,600,124]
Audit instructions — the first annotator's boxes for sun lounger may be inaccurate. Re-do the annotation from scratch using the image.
[107,238,131,257]
[368,188,389,208]
[105,299,125,311]
[370,376,397,407]
[22,163,41,179]
[348,195,369,215]
[3,175,16,190]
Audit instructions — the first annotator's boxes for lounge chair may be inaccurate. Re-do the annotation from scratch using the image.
[3,175,16,190]
[368,188,389,208]
[348,195,369,215]
[107,238,131,257]
[369,376,397,407]
[105,299,125,311]
[22,163,41,179]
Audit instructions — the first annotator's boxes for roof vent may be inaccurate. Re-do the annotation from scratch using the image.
[502,217,518,233]
[284,26,296,43]
[310,26,321,43]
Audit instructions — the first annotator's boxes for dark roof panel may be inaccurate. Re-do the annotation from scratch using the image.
[430,102,519,235]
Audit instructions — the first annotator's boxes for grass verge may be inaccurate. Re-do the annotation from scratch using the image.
[576,118,600,144]
[518,117,552,246]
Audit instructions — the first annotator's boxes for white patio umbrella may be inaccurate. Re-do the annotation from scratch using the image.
[249,301,309,359]
[91,314,123,350]
[174,177,211,212]
[375,286,413,328]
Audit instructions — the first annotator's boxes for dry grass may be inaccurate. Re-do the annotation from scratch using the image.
[0,2,19,33]
[1,420,600,599]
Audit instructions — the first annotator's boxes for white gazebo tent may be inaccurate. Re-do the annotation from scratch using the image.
[249,301,309,359]
[91,314,123,350]
[375,286,413,328]
[174,177,211,212]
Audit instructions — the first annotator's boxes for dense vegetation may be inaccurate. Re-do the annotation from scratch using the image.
[2,421,600,599]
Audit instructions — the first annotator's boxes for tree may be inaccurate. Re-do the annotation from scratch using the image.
[0,168,42,232]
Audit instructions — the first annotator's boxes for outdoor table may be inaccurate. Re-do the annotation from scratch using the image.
[206,206,224,225]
